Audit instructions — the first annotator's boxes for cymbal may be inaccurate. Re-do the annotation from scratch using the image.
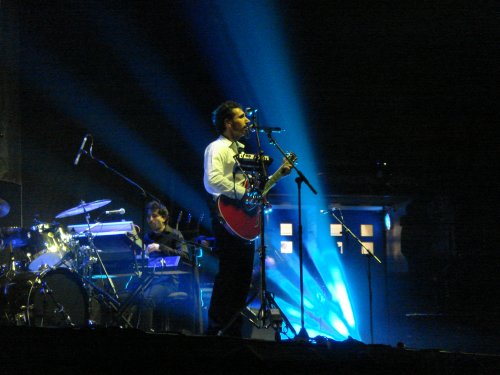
[0,198,10,218]
[55,199,111,219]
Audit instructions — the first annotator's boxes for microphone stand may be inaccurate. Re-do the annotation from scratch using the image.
[171,237,212,335]
[264,131,317,342]
[217,114,297,340]
[77,138,164,327]
[326,208,381,344]
[188,239,213,334]
[253,115,295,337]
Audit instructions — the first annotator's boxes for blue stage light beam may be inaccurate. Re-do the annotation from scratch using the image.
[263,230,359,341]
[84,3,212,155]
[19,42,206,217]
[182,0,360,340]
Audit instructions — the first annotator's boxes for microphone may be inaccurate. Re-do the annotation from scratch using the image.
[244,124,256,133]
[73,134,90,166]
[245,107,258,132]
[320,208,335,214]
[105,208,126,215]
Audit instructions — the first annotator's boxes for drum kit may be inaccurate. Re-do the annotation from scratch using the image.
[0,198,127,328]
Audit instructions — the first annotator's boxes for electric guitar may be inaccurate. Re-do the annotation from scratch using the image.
[216,152,297,241]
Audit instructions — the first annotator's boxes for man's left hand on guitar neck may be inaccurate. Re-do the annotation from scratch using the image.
[281,163,292,176]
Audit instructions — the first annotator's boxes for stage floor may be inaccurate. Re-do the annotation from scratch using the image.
[1,326,499,374]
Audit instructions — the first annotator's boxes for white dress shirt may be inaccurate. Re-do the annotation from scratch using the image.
[204,135,247,200]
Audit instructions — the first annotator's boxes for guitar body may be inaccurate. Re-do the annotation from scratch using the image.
[215,152,297,241]
[216,195,261,241]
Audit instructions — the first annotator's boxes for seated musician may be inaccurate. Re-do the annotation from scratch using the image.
[133,200,192,333]
[144,201,189,262]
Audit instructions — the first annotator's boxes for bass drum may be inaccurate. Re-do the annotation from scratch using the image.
[0,268,89,327]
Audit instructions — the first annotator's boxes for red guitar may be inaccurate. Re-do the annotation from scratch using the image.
[216,152,297,241]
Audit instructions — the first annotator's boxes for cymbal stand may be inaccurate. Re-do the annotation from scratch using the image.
[264,131,317,342]
[75,134,165,326]
[80,207,119,299]
[74,208,136,326]
[78,135,162,274]
[4,240,17,280]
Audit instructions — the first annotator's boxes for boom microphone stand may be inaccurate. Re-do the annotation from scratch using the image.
[324,207,381,344]
[264,131,317,341]
[74,134,164,326]
[253,119,297,338]
[217,112,296,339]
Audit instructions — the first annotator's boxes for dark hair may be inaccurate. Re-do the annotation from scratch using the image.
[146,201,169,219]
[212,100,242,134]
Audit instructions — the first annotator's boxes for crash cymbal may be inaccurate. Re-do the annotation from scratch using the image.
[0,198,10,218]
[55,199,111,219]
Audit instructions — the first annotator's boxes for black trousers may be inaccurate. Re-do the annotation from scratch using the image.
[207,216,255,337]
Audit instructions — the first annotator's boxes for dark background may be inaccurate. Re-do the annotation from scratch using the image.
[7,1,497,217]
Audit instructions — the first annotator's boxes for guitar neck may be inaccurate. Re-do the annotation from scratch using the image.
[262,163,287,196]
[261,152,297,196]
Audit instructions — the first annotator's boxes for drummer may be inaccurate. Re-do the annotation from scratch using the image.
[132,201,191,333]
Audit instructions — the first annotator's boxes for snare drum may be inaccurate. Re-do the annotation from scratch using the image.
[0,267,89,327]
[28,223,74,272]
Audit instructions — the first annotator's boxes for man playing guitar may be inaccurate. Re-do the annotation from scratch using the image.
[203,100,291,337]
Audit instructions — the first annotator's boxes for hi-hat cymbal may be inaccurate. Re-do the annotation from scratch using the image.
[0,198,10,218]
[55,199,111,219]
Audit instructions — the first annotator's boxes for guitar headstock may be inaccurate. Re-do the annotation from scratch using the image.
[285,152,298,165]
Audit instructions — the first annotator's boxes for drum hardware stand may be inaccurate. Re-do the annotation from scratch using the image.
[73,133,162,270]
[324,208,382,344]
[79,274,134,328]
[111,271,155,328]
[218,111,296,340]
[4,240,19,281]
[69,208,128,327]
[36,281,76,327]
[80,210,120,300]
[73,133,166,328]
[264,130,317,342]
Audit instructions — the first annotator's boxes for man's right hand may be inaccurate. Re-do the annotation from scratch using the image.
[146,243,161,255]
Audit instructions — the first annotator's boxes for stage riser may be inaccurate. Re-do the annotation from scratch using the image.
[0,326,496,374]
